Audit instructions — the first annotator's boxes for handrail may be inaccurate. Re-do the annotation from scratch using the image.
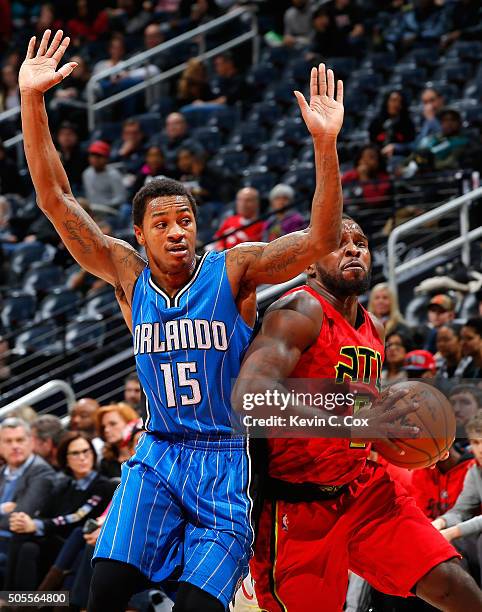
[86,6,258,130]
[0,379,76,420]
[387,185,482,300]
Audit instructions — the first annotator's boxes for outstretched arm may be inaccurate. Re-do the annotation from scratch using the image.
[227,64,344,288]
[19,30,145,303]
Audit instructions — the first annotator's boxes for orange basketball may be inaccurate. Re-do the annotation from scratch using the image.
[376,381,456,469]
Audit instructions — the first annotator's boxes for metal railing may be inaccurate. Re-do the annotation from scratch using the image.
[387,185,482,301]
[86,6,259,131]
[0,379,76,420]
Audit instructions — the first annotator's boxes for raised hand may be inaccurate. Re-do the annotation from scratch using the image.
[19,30,77,94]
[295,63,344,138]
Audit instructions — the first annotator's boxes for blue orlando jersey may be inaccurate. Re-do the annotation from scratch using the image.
[132,251,253,436]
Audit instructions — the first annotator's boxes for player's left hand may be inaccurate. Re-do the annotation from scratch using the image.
[440,526,462,542]
[294,63,344,139]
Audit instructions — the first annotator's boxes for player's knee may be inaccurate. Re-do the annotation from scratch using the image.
[173,582,225,612]
[416,559,475,605]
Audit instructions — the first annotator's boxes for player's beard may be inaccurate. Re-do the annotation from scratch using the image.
[316,264,371,298]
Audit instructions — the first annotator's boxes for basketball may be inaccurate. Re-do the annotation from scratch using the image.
[376,381,456,469]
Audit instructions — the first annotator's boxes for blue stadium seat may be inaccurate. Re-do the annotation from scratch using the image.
[130,112,162,136]
[290,58,315,86]
[190,126,223,155]
[242,168,277,197]
[247,62,279,89]
[435,63,473,86]
[349,71,384,95]
[65,315,106,351]
[464,105,482,128]
[326,57,358,81]
[264,46,297,70]
[406,47,440,69]
[22,263,64,294]
[10,242,53,277]
[248,101,282,128]
[255,142,293,173]
[212,144,249,176]
[447,41,482,63]
[181,105,238,130]
[391,66,427,89]
[37,289,81,322]
[265,82,298,108]
[90,121,123,143]
[282,163,315,199]
[362,52,397,75]
[14,322,60,355]
[404,295,430,327]
[83,287,118,318]
[231,122,267,151]
[272,118,308,147]
[1,292,37,329]
[459,293,479,319]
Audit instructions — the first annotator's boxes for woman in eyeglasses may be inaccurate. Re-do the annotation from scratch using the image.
[4,432,116,591]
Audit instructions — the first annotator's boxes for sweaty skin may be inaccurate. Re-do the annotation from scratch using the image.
[20,30,345,332]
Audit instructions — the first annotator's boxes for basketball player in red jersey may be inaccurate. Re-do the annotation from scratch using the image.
[233,216,482,611]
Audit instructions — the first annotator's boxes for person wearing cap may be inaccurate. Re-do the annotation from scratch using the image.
[404,349,437,379]
[423,294,456,354]
[262,184,305,242]
[82,140,127,210]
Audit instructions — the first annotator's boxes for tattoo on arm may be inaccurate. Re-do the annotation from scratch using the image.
[61,199,105,254]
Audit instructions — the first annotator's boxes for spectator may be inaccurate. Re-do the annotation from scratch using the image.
[306,7,340,60]
[403,349,437,379]
[111,118,147,174]
[0,334,11,381]
[327,0,365,56]
[5,432,115,591]
[93,33,128,75]
[82,141,127,210]
[55,122,87,189]
[460,318,482,379]
[205,52,246,106]
[176,58,213,106]
[34,2,63,36]
[415,109,469,171]
[436,323,466,379]
[107,0,152,36]
[367,282,410,337]
[0,418,54,560]
[132,145,171,193]
[95,403,139,478]
[9,405,38,424]
[369,90,416,154]
[422,294,456,354]
[441,0,482,48]
[31,415,65,470]
[143,22,164,50]
[174,145,224,204]
[0,141,25,196]
[381,330,412,387]
[68,397,104,458]
[52,54,91,104]
[413,447,475,520]
[432,411,482,585]
[342,145,391,206]
[123,372,142,414]
[50,54,91,131]
[152,112,189,161]
[386,0,451,51]
[262,184,305,243]
[449,385,482,432]
[179,0,220,29]
[67,0,109,47]
[0,64,19,112]
[214,187,264,250]
[283,0,313,48]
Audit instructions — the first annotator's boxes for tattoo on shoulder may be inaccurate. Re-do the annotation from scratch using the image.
[112,241,146,275]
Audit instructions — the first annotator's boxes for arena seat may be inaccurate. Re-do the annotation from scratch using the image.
[37,288,81,322]
[404,294,431,327]
[212,144,249,175]
[190,126,223,155]
[248,101,282,128]
[242,168,277,197]
[22,263,64,294]
[65,315,107,351]
[246,62,279,89]
[10,242,53,278]
[231,122,268,152]
[272,117,308,147]
[254,142,293,173]
[83,287,118,318]
[459,292,479,319]
[14,322,60,355]
[1,291,37,329]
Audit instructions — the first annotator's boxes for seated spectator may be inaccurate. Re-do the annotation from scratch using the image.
[432,412,482,585]
[82,141,127,211]
[34,2,63,37]
[176,58,213,107]
[441,0,482,48]
[93,33,128,75]
[53,54,91,104]
[50,55,91,130]
[143,22,164,50]
[203,52,247,106]
[31,415,65,471]
[369,90,416,154]
[5,432,115,591]
[123,372,142,415]
[178,0,220,30]
[262,184,305,243]
[414,109,469,171]
[367,282,410,337]
[0,64,19,112]
[0,418,54,563]
[107,0,152,36]
[327,0,365,56]
[381,330,413,387]
[152,112,189,162]
[0,141,24,196]
[413,446,475,520]
[55,122,87,190]
[174,145,224,204]
[385,0,451,51]
[214,187,264,250]
[111,118,147,174]
[403,349,437,379]
[67,0,109,47]
[132,145,171,193]
[342,145,391,206]
[283,0,313,48]
[306,7,339,60]
[436,323,466,379]
[96,403,139,478]
[449,385,482,434]
[421,294,456,354]
[460,318,482,379]
[68,397,104,458]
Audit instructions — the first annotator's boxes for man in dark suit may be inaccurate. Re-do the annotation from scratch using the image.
[0,417,54,569]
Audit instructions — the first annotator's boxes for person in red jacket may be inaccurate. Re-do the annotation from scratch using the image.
[342,145,391,206]
[214,187,264,250]
[412,447,475,520]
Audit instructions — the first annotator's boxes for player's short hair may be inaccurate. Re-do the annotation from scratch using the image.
[465,410,482,438]
[132,177,197,227]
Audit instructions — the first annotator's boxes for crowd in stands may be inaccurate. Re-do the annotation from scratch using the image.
[0,0,481,608]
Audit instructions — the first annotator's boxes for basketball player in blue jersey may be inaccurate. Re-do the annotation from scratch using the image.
[20,30,345,612]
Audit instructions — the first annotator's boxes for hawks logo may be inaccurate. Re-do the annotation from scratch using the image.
[335,345,382,390]
[282,513,289,531]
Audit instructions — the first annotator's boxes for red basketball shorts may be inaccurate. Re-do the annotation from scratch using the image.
[251,461,459,612]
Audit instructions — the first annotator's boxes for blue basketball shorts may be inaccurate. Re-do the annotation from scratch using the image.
[93,432,254,608]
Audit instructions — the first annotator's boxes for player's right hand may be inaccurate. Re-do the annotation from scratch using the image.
[19,30,77,94]
[353,388,420,454]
